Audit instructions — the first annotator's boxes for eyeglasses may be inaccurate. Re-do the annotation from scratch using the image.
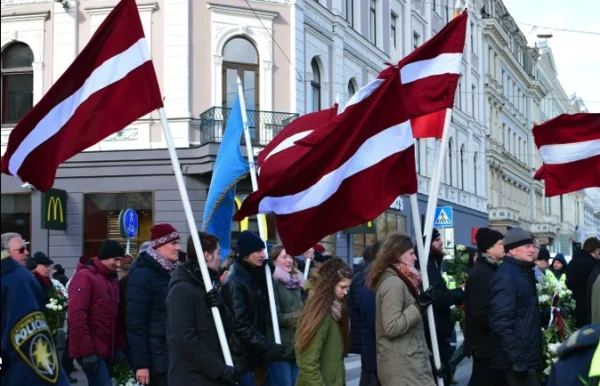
[11,247,27,254]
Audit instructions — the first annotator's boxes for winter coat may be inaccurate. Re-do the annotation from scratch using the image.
[221,260,273,372]
[374,268,435,386]
[464,255,499,359]
[53,272,69,287]
[359,282,378,373]
[550,253,568,283]
[295,313,346,386]
[588,263,600,324]
[489,255,542,370]
[426,257,464,339]
[348,264,367,354]
[68,257,125,360]
[126,252,172,375]
[566,249,597,327]
[272,267,303,360]
[166,262,233,386]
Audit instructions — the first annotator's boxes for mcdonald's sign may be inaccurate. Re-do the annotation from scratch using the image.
[41,188,67,230]
[344,221,376,234]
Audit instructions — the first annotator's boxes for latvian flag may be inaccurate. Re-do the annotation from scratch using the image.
[1,0,163,192]
[533,113,600,197]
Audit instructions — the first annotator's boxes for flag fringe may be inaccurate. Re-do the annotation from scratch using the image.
[202,171,249,230]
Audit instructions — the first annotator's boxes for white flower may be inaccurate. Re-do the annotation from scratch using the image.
[566,289,572,296]
[539,294,551,304]
[46,303,52,309]
[548,343,560,354]
[50,298,58,304]
[57,305,63,311]
[543,366,551,375]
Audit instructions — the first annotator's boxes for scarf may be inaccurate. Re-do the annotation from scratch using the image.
[330,299,342,322]
[147,246,178,273]
[480,253,500,269]
[391,263,422,300]
[273,266,304,289]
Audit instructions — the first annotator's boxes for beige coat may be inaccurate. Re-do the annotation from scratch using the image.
[375,268,435,386]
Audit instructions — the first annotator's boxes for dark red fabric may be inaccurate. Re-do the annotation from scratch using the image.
[68,257,125,360]
[532,113,600,197]
[1,0,163,192]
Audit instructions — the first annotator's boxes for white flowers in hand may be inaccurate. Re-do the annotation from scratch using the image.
[46,297,64,311]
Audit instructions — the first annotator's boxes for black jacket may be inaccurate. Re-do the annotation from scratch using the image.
[221,260,273,372]
[348,263,367,354]
[490,256,542,370]
[566,250,597,328]
[426,256,464,339]
[464,254,499,359]
[126,252,171,375]
[587,262,600,324]
[166,261,233,386]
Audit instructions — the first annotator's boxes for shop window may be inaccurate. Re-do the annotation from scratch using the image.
[1,193,31,243]
[83,192,153,258]
[233,196,278,248]
[352,211,407,257]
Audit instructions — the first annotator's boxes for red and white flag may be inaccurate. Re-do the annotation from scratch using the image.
[235,67,416,255]
[1,0,163,191]
[533,113,600,197]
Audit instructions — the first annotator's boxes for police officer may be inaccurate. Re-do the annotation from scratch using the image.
[546,323,599,386]
[1,246,70,385]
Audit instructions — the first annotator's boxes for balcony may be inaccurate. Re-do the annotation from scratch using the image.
[533,222,560,246]
[488,206,520,230]
[198,107,298,147]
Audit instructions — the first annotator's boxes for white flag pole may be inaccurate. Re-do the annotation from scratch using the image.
[410,193,444,386]
[158,107,233,366]
[236,77,282,344]
[303,258,311,279]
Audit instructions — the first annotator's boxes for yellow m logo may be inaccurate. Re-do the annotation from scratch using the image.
[47,196,64,223]
[367,221,372,227]
[234,197,268,233]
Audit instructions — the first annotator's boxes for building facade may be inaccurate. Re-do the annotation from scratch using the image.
[1,0,488,271]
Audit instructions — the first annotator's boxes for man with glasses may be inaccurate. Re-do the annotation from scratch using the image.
[1,232,29,264]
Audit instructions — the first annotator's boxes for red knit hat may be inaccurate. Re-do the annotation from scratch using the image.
[150,223,180,248]
[314,243,325,253]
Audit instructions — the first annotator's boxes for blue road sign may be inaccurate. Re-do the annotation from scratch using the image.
[434,206,453,228]
[119,208,139,239]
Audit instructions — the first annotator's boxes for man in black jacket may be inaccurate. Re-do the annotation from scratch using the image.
[221,231,285,386]
[567,236,600,328]
[464,228,504,386]
[490,228,542,386]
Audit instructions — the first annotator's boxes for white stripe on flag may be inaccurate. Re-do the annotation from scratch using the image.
[9,38,152,175]
[261,130,314,165]
[539,139,600,164]
[258,120,414,215]
[400,53,462,85]
[340,79,385,114]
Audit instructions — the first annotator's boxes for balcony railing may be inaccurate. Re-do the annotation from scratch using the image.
[199,107,299,146]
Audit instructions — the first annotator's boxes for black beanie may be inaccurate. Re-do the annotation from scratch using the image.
[537,247,550,262]
[423,228,442,245]
[475,228,504,253]
[236,231,265,259]
[98,240,125,260]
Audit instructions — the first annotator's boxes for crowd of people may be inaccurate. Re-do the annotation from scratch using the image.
[1,225,599,386]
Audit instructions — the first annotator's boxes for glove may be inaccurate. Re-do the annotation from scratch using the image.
[510,364,529,380]
[81,354,98,373]
[418,286,435,308]
[206,288,224,309]
[264,344,286,363]
[218,366,238,385]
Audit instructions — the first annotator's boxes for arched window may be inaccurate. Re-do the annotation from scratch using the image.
[347,79,357,101]
[222,37,259,111]
[310,58,321,112]
[447,138,453,186]
[460,144,465,190]
[473,152,478,194]
[1,42,34,124]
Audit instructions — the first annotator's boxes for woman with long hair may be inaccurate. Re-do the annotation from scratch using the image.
[366,233,435,386]
[295,257,353,386]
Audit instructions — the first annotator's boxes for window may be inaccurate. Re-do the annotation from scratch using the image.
[369,0,377,44]
[222,37,259,111]
[1,43,34,124]
[352,211,407,257]
[457,81,462,109]
[347,79,357,101]
[448,139,453,186]
[1,194,31,243]
[346,0,354,27]
[391,13,398,49]
[84,192,153,258]
[432,0,436,11]
[310,58,321,112]
[471,84,476,118]
[413,32,420,50]
[473,152,478,194]
[460,145,465,190]
[470,22,475,52]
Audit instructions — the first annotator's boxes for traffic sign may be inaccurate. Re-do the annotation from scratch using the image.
[434,206,453,228]
[119,208,139,239]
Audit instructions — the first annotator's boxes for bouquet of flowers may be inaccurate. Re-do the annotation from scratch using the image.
[537,273,576,379]
[112,362,142,386]
[445,245,470,324]
[45,287,68,335]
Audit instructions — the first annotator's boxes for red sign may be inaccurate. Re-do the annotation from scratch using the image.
[471,227,479,245]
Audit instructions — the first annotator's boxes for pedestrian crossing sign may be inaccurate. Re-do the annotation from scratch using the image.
[434,206,453,228]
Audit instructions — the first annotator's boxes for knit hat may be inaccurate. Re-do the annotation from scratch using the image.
[26,257,38,271]
[475,228,504,252]
[98,240,125,260]
[537,247,550,262]
[33,251,54,266]
[314,244,326,253]
[503,227,533,253]
[150,223,180,249]
[236,231,265,259]
[53,264,65,274]
[423,228,442,245]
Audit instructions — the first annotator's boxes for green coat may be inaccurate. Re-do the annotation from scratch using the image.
[295,314,345,386]
[273,275,303,359]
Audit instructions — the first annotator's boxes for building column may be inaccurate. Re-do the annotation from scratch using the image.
[262,60,274,111]
[52,0,78,82]
[32,62,44,105]
[403,0,412,56]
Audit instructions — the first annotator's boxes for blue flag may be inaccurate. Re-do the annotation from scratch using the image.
[202,92,249,260]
